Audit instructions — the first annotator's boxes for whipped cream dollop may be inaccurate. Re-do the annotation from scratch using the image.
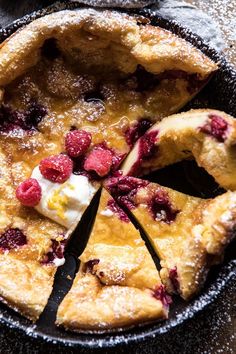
[31,167,98,229]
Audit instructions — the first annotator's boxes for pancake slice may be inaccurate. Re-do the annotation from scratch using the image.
[121,109,236,190]
[106,176,236,300]
[0,146,66,321]
[56,189,168,331]
[0,145,99,321]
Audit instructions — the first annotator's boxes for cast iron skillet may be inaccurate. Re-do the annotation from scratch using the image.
[0,1,235,349]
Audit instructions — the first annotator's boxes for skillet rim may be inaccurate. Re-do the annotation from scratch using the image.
[0,1,235,348]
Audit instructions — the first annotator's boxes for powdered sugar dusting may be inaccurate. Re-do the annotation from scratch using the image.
[149,0,225,53]
[0,260,235,350]
[71,0,155,7]
[0,0,235,350]
[189,0,236,66]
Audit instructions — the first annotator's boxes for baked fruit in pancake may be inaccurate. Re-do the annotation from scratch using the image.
[0,9,217,183]
[121,109,236,190]
[105,176,236,300]
[56,189,169,331]
[0,146,99,320]
[0,8,217,323]
[0,147,68,321]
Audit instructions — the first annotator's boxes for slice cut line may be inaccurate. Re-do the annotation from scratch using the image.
[56,189,169,331]
[0,7,218,324]
[105,175,236,300]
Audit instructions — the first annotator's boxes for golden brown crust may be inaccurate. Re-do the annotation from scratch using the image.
[0,145,66,321]
[0,9,218,171]
[0,10,218,196]
[122,109,236,190]
[57,189,167,330]
[131,183,207,299]
[0,9,217,87]
[201,191,236,255]
[56,273,167,331]
[0,8,218,325]
[134,25,217,76]
[0,254,55,321]
[106,178,236,300]
[80,190,161,289]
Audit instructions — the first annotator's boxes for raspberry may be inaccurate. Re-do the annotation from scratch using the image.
[148,190,179,224]
[106,175,149,210]
[16,178,42,206]
[200,114,228,142]
[39,154,73,183]
[84,147,113,177]
[0,228,27,251]
[65,129,92,158]
[139,130,158,160]
[0,101,47,134]
[107,199,130,223]
[153,285,172,307]
[129,130,159,176]
[41,239,65,265]
[111,152,126,172]
[125,118,152,147]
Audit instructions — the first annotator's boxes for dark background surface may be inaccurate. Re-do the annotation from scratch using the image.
[0,1,235,353]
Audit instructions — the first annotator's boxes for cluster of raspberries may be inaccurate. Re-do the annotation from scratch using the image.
[16,129,115,206]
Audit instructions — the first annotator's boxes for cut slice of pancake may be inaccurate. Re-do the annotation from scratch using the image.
[106,176,236,300]
[0,159,99,321]
[0,146,67,321]
[121,109,236,190]
[56,189,168,331]
[0,9,217,182]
